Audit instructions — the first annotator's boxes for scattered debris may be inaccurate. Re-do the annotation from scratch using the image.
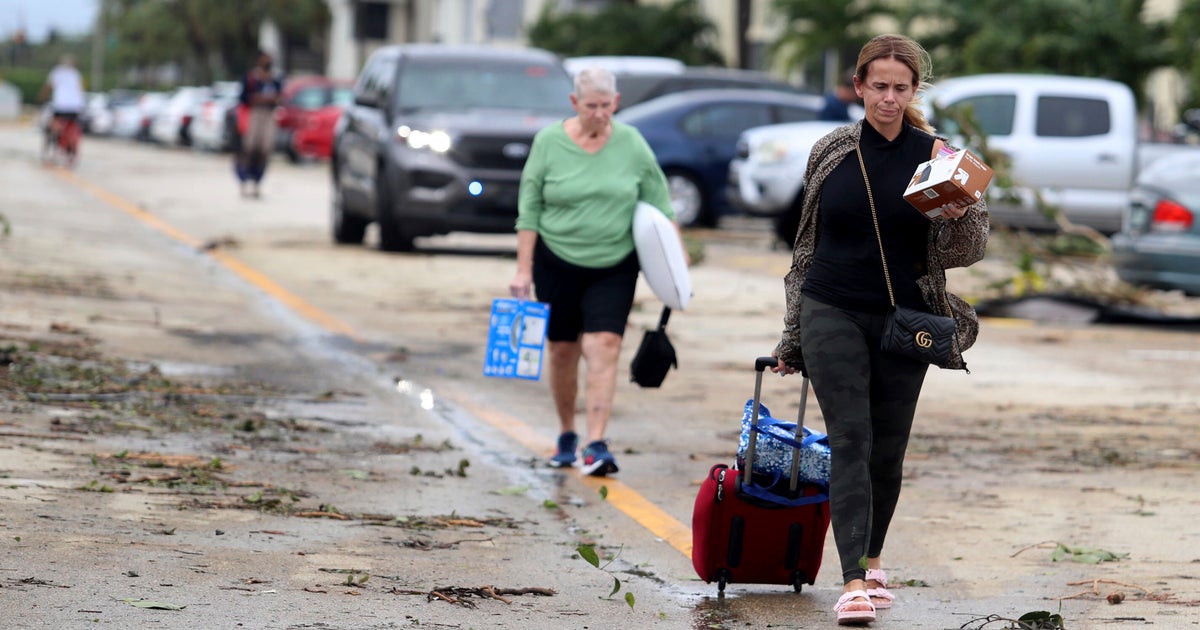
[119,598,185,610]
[1012,541,1128,564]
[388,585,556,607]
[294,510,351,520]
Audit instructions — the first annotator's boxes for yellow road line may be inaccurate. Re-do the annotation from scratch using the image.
[442,384,694,556]
[53,168,360,340]
[55,166,696,557]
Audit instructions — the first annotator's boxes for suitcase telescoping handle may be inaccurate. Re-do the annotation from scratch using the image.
[748,356,810,493]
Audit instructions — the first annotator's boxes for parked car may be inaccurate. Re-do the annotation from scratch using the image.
[112,91,169,142]
[1111,152,1200,295]
[923,74,1140,234]
[274,76,353,162]
[729,73,1160,244]
[149,86,212,146]
[108,90,153,139]
[614,88,826,227]
[331,44,574,252]
[613,67,815,110]
[80,92,114,135]
[187,82,240,152]
[289,86,353,161]
[726,120,848,243]
[190,91,241,152]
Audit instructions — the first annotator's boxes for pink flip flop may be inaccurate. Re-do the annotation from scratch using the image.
[865,569,895,610]
[834,589,876,625]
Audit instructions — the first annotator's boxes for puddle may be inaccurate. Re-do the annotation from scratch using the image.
[151,360,238,378]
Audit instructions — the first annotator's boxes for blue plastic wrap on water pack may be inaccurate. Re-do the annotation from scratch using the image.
[736,400,831,487]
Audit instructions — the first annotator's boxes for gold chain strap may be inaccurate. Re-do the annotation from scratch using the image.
[855,147,896,308]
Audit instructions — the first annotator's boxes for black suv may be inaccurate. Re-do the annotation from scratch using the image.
[331,44,573,251]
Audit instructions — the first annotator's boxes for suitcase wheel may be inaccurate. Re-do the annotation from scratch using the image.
[716,568,731,596]
[792,571,806,593]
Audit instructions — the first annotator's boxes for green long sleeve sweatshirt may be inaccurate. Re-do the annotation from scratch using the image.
[515,120,673,268]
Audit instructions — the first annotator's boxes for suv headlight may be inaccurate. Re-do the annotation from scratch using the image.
[752,139,791,165]
[396,125,452,153]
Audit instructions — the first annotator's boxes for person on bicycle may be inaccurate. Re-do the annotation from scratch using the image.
[38,54,86,163]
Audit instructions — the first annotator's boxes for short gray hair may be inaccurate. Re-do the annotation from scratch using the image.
[573,67,617,98]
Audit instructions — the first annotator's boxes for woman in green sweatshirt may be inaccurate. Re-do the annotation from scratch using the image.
[509,66,677,476]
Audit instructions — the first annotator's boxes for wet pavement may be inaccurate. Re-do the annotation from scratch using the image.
[2,119,1200,629]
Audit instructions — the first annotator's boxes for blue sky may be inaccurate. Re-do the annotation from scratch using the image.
[0,0,98,42]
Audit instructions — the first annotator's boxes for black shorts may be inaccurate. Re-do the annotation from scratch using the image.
[533,238,639,342]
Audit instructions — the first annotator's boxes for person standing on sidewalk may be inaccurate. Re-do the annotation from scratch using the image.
[509,67,678,477]
[771,34,989,625]
[234,50,283,198]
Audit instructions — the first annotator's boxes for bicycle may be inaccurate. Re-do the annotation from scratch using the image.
[42,113,81,167]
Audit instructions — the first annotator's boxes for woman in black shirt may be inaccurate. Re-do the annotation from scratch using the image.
[772,34,990,625]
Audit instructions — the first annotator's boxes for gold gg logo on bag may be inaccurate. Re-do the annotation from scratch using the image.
[915,330,933,348]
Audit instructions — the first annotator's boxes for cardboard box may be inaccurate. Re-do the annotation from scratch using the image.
[903,148,993,218]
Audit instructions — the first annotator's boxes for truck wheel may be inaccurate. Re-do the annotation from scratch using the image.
[666,169,713,228]
[375,176,415,252]
[331,169,368,245]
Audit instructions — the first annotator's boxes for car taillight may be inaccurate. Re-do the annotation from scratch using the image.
[1150,199,1194,232]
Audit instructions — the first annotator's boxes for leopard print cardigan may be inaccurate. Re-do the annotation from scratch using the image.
[773,120,990,371]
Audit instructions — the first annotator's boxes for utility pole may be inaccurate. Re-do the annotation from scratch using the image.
[90,0,105,90]
[736,0,751,70]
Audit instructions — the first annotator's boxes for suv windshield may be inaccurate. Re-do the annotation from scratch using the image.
[395,58,572,112]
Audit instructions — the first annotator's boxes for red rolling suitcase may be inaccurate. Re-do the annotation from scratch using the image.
[692,356,831,594]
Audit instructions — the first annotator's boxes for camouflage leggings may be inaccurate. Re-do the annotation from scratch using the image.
[799,295,929,583]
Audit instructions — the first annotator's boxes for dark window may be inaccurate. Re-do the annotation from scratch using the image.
[354,2,390,40]
[355,56,393,104]
[940,94,1016,137]
[612,75,668,109]
[371,58,396,104]
[292,87,330,110]
[776,105,820,123]
[332,87,354,107]
[393,58,572,112]
[1036,96,1110,137]
[681,103,772,137]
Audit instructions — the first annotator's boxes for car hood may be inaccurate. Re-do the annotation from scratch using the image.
[394,108,567,137]
[739,120,845,148]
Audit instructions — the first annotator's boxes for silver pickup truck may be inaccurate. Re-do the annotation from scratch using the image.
[728,73,1198,243]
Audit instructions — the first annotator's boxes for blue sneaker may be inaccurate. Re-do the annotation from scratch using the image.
[549,431,578,468]
[581,440,619,477]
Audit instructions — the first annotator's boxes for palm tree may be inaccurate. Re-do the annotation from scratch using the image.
[770,0,889,90]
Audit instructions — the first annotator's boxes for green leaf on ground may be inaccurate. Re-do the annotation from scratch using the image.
[608,576,621,597]
[1050,543,1128,564]
[576,544,600,568]
[1017,611,1065,628]
[598,486,608,500]
[542,499,558,509]
[624,591,636,610]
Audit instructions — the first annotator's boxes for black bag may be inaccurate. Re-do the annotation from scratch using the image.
[630,306,677,388]
[881,305,956,367]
